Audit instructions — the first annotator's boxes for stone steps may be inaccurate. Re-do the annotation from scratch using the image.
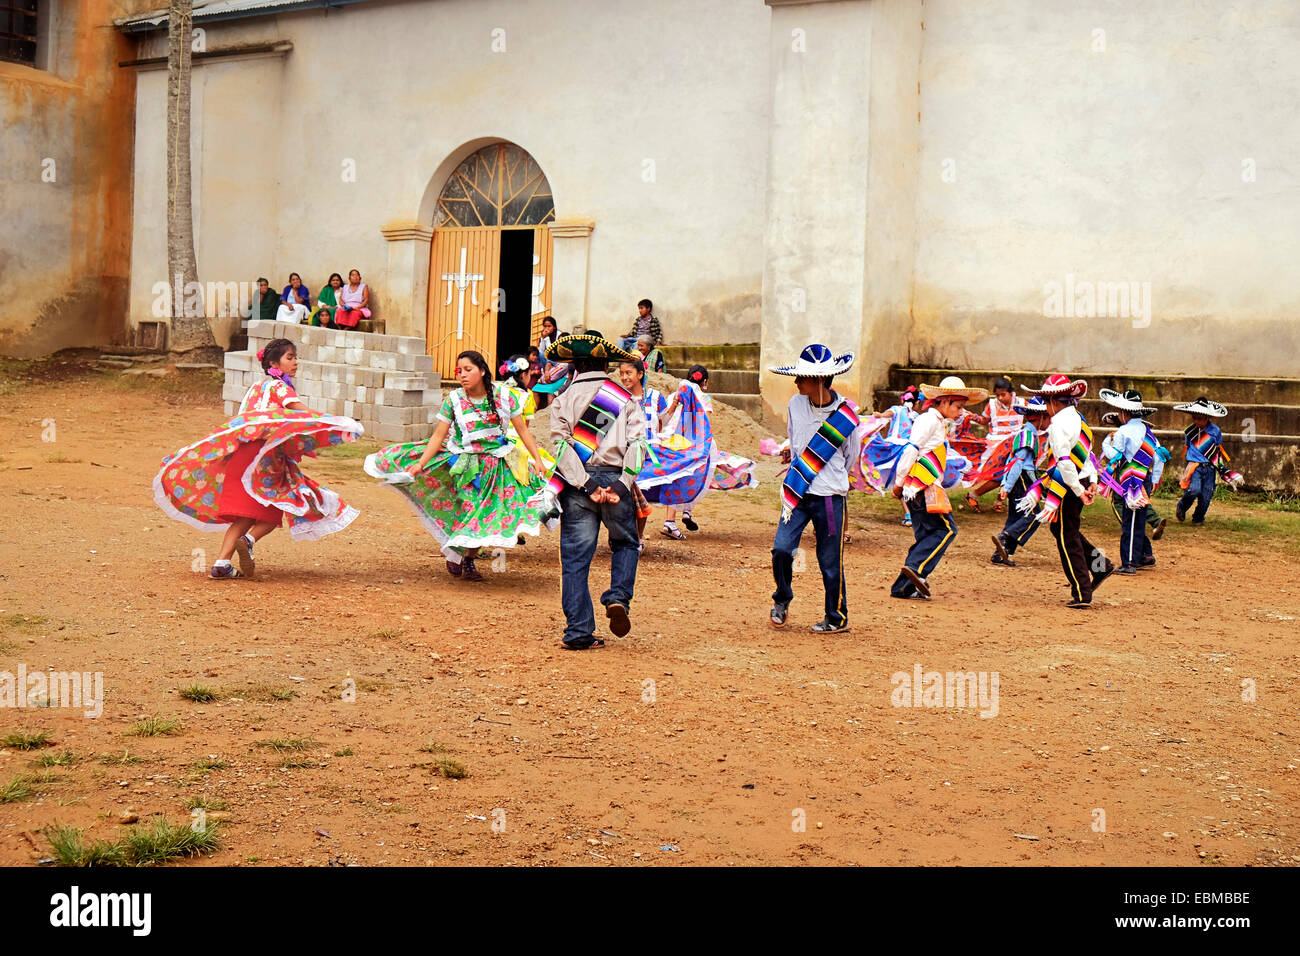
[660,344,760,371]
[666,367,759,394]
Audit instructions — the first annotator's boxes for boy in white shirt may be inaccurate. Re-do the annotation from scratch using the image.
[768,345,861,632]
[891,376,988,599]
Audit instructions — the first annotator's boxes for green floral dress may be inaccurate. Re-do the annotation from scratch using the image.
[363,386,547,561]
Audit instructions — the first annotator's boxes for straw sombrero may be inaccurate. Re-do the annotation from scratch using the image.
[768,343,855,378]
[919,375,988,403]
[544,330,637,364]
[1021,373,1087,399]
[1099,388,1157,416]
[1173,396,1227,418]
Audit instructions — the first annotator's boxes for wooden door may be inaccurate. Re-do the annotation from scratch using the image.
[426,226,501,379]
[529,225,553,345]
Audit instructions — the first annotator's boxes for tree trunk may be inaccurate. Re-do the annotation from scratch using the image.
[165,0,218,356]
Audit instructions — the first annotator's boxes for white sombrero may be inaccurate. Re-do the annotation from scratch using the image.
[919,375,988,403]
[1099,388,1157,416]
[1173,396,1227,418]
[768,343,855,378]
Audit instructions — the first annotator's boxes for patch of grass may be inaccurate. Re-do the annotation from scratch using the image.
[0,776,35,804]
[181,796,227,811]
[43,453,83,464]
[278,758,320,769]
[178,684,220,703]
[126,716,183,737]
[317,439,382,460]
[256,737,319,753]
[192,758,226,772]
[239,683,298,702]
[100,750,144,765]
[367,628,402,641]
[2,730,52,750]
[430,757,468,780]
[33,749,77,767]
[45,817,222,867]
[3,613,47,631]
[418,740,450,754]
[333,748,353,757]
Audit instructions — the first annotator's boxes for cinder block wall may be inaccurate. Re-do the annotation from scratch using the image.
[225,321,441,444]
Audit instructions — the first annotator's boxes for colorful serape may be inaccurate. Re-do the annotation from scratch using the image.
[779,402,861,521]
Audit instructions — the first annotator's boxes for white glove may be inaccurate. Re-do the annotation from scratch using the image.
[1016,493,1038,516]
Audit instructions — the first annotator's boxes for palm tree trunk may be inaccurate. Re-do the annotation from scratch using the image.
[166,0,217,355]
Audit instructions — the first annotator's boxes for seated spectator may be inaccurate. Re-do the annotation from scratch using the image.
[250,277,279,324]
[277,272,310,323]
[537,315,559,361]
[619,298,662,351]
[334,269,370,328]
[311,272,344,327]
[637,334,666,373]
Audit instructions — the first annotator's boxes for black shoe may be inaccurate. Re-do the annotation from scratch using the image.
[991,533,1010,563]
[991,552,1016,567]
[900,566,931,599]
[770,602,789,628]
[681,512,699,532]
[1191,519,1205,526]
[1139,558,1156,569]
[1175,507,1187,522]
[562,637,605,651]
[605,602,631,637]
[1152,518,1167,540]
[811,618,849,634]
[1119,565,1138,575]
[1066,598,1092,609]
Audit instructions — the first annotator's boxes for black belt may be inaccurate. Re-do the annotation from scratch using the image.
[584,465,621,474]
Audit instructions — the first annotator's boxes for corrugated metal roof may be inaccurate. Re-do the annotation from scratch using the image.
[116,0,373,32]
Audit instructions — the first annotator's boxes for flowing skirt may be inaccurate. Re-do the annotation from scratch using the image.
[364,443,547,562]
[154,408,362,540]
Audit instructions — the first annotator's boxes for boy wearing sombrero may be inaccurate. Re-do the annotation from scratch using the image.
[991,394,1050,567]
[768,344,861,632]
[1173,396,1239,524]
[1015,374,1114,608]
[1099,388,1164,574]
[544,331,648,650]
[890,376,987,599]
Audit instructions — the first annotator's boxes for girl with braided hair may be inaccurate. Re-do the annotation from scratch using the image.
[364,350,550,580]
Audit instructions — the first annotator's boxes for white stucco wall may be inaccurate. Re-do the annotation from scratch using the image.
[911,0,1300,378]
[125,0,770,348]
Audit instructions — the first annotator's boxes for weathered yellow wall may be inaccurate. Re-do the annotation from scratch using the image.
[0,1,147,358]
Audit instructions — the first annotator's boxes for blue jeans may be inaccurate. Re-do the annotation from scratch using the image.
[559,469,639,645]
[892,495,957,596]
[771,493,847,627]
[1178,463,1216,523]
[1111,482,1154,567]
[618,335,639,352]
[1000,472,1041,555]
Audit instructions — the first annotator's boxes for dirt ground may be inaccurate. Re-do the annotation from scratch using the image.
[1,367,1297,866]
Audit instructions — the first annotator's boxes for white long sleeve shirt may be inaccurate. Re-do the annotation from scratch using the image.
[892,407,948,489]
[1101,417,1165,485]
[1046,405,1097,497]
[786,392,862,497]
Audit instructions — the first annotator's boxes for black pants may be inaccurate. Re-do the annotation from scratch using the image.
[1049,490,1106,603]
[891,495,957,597]
[1000,472,1041,555]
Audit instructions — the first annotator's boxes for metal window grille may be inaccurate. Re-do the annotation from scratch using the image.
[0,0,38,67]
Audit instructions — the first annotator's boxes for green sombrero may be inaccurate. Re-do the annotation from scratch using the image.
[544,329,637,364]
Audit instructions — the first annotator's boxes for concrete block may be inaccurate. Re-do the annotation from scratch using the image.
[344,331,365,350]
[317,345,337,363]
[376,388,423,408]
[355,385,370,404]
[247,320,275,338]
[223,401,236,417]
[343,400,356,418]
[384,373,427,391]
[222,381,246,403]
[370,421,405,443]
[368,334,395,353]
[422,388,443,407]
[343,347,363,365]
[223,351,254,371]
[332,331,347,348]
[298,325,323,347]
[368,352,398,371]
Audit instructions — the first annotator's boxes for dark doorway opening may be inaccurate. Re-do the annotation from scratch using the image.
[496,229,535,366]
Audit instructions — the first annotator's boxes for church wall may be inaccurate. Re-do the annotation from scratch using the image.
[1,0,143,358]
[124,0,771,350]
[911,0,1300,380]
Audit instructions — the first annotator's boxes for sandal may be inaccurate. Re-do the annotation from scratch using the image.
[660,525,685,541]
[681,512,699,532]
[965,494,982,513]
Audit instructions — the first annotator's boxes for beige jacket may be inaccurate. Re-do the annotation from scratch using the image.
[549,371,647,491]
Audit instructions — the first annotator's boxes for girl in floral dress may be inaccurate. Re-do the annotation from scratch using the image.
[153,338,363,579]
[364,350,549,581]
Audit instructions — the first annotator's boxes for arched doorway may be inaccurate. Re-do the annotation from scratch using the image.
[426,142,556,379]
